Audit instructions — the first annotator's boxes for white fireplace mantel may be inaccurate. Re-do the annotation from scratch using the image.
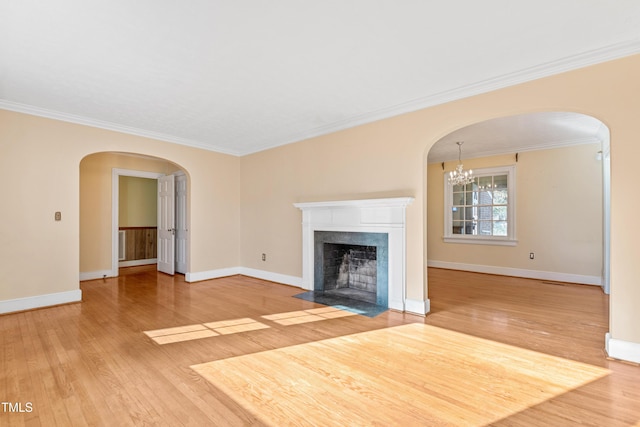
[294,197,414,312]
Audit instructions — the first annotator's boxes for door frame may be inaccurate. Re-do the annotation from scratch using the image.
[111,168,165,277]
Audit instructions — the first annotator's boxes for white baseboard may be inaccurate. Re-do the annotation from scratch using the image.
[238,268,303,288]
[100,265,430,315]
[405,298,430,316]
[605,333,640,364]
[186,267,433,316]
[0,290,82,314]
[185,267,242,283]
[119,258,157,268]
[185,266,303,288]
[427,260,602,286]
[80,270,115,281]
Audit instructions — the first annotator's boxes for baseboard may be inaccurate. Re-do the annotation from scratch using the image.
[119,258,157,268]
[80,270,115,281]
[605,333,640,364]
[185,267,242,283]
[132,265,430,314]
[185,267,303,287]
[405,298,430,316]
[238,268,303,288]
[427,260,602,286]
[0,290,82,314]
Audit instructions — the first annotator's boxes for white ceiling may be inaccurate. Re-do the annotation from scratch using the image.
[1,1,639,156]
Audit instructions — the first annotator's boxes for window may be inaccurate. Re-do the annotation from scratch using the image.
[444,165,516,245]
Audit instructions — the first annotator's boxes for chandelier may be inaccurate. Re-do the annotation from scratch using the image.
[448,141,474,186]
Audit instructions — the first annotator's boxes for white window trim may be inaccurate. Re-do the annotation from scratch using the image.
[443,165,517,246]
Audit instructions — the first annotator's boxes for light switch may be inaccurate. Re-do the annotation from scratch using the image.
[55,211,62,221]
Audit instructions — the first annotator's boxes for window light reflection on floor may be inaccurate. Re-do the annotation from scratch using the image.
[144,306,357,345]
[262,307,358,325]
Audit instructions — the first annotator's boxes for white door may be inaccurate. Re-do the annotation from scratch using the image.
[157,174,175,275]
[175,174,188,274]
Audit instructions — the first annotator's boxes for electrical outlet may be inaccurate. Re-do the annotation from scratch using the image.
[529,252,535,260]
[262,253,266,261]
[55,211,62,221]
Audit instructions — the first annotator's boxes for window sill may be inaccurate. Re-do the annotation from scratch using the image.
[443,236,517,246]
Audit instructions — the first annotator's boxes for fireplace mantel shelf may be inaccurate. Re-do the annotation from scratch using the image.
[294,197,414,210]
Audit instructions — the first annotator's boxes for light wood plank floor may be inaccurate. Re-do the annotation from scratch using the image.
[1,267,638,426]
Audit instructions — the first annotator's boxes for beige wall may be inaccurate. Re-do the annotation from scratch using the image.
[239,119,424,299]
[119,176,158,228]
[0,110,240,301]
[239,54,640,345]
[427,145,603,278]
[1,54,639,348]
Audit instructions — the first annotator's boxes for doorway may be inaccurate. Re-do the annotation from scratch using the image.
[426,111,610,290]
[112,168,189,277]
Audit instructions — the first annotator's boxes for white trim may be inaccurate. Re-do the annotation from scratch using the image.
[428,260,602,286]
[119,258,157,268]
[294,197,415,210]
[118,230,126,261]
[0,100,240,156]
[606,333,640,364]
[0,290,82,314]
[185,267,242,283]
[185,266,430,315]
[238,268,303,288]
[443,237,517,246]
[295,198,414,312]
[80,270,114,281]
[112,168,165,278]
[185,267,303,287]
[601,135,611,295]
[429,137,601,164]
[404,298,430,316]
[5,40,638,157]
[267,40,640,157]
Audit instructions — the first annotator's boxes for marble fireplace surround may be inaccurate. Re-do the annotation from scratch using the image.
[294,197,414,312]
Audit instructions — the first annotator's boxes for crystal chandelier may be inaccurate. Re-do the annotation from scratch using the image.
[448,141,474,186]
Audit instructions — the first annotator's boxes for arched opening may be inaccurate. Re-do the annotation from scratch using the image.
[79,151,190,280]
[424,110,610,323]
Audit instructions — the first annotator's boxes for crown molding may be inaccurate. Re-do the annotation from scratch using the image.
[245,38,640,156]
[2,38,639,157]
[429,136,601,164]
[0,100,243,156]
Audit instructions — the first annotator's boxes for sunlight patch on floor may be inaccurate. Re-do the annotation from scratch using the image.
[144,318,268,344]
[191,323,610,426]
[144,307,356,344]
[262,306,358,325]
[204,318,271,335]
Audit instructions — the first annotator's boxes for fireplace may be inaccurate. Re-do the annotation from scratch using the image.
[294,197,413,312]
[315,231,388,306]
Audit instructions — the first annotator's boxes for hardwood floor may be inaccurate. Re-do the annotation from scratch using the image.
[1,267,638,426]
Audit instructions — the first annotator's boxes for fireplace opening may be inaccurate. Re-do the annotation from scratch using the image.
[323,243,377,304]
[314,230,388,308]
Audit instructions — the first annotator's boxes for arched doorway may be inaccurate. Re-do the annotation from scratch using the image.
[426,111,609,291]
[79,151,190,280]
